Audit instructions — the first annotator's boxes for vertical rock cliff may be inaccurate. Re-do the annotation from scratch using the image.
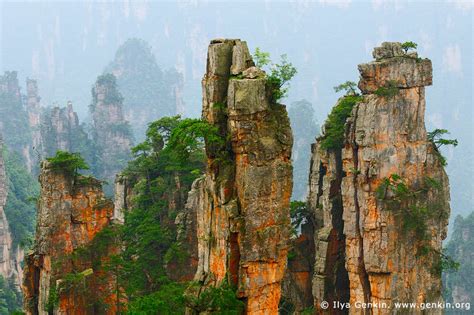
[26,79,42,166]
[190,39,293,314]
[0,71,33,171]
[443,212,474,307]
[22,162,120,314]
[0,139,24,292]
[90,74,133,192]
[309,42,450,313]
[40,102,90,159]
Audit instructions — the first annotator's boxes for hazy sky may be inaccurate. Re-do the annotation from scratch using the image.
[1,0,473,226]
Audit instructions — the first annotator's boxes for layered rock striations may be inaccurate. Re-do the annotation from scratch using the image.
[190,39,293,314]
[22,162,120,314]
[309,42,450,313]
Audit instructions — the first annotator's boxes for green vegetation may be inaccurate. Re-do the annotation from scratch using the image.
[431,250,460,276]
[3,149,39,249]
[46,151,89,177]
[69,115,241,313]
[333,81,359,95]
[186,281,244,314]
[319,95,363,150]
[253,48,297,102]
[289,201,311,237]
[427,128,458,166]
[40,107,93,166]
[401,41,418,53]
[0,275,21,314]
[374,80,399,98]
[376,174,457,274]
[443,212,474,303]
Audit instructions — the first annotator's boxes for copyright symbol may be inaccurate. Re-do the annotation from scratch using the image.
[321,301,329,309]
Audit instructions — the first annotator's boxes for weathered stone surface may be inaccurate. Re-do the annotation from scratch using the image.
[359,42,432,93]
[90,75,133,192]
[307,142,350,312]
[309,43,450,314]
[281,223,315,313]
[22,162,119,315]
[372,42,405,60]
[40,101,89,158]
[190,39,293,314]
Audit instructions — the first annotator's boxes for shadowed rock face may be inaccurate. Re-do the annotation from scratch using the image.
[189,39,293,314]
[309,42,450,314]
[22,162,119,315]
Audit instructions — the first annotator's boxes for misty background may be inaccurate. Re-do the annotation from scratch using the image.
[1,0,472,230]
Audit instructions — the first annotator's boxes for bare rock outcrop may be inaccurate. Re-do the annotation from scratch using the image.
[90,74,133,192]
[190,39,293,314]
[22,162,120,314]
[309,42,450,314]
[40,102,90,159]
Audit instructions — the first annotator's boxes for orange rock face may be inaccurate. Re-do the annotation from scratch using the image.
[190,39,293,314]
[309,42,450,314]
[22,162,121,315]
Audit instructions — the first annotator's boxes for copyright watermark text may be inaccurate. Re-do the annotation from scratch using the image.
[319,300,471,311]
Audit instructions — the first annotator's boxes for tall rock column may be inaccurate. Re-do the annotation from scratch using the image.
[22,162,119,314]
[309,42,450,313]
[26,79,42,163]
[192,39,293,314]
[90,74,133,192]
[0,139,23,290]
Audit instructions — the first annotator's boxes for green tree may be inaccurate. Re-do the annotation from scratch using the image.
[401,41,418,53]
[253,48,297,102]
[427,129,458,166]
[46,151,89,177]
[333,81,358,95]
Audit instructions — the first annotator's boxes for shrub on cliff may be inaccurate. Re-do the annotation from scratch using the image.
[401,41,417,53]
[46,150,89,177]
[319,95,362,150]
[253,48,297,102]
[427,128,458,166]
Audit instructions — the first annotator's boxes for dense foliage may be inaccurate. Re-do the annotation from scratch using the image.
[319,95,362,150]
[75,115,241,313]
[46,150,89,177]
[288,100,319,200]
[105,38,182,140]
[401,41,417,53]
[0,275,21,314]
[3,149,39,249]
